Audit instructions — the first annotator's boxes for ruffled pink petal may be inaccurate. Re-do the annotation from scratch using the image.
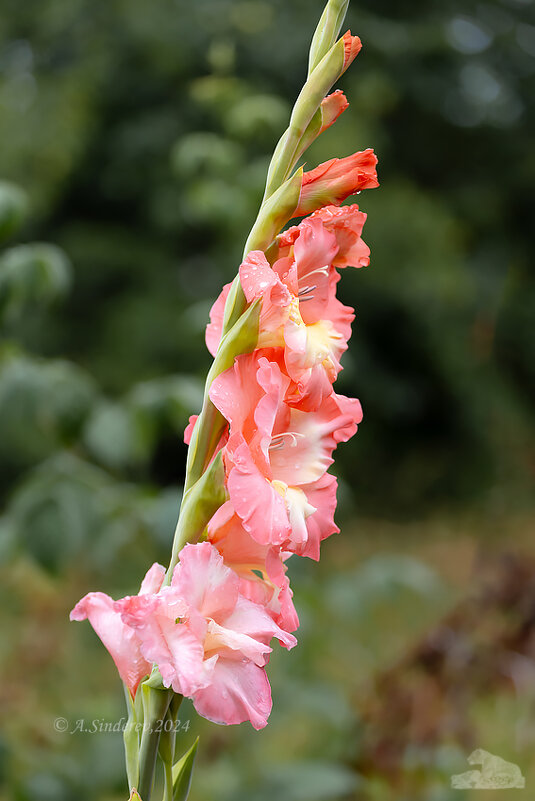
[192,657,272,730]
[70,592,151,697]
[210,352,289,462]
[239,251,281,303]
[184,414,198,445]
[295,473,339,560]
[171,542,239,624]
[206,282,231,356]
[220,595,296,654]
[139,562,166,595]
[268,391,362,487]
[342,31,363,70]
[207,501,299,635]
[308,205,370,268]
[117,591,211,697]
[205,616,272,667]
[319,90,349,134]
[227,438,291,545]
[285,364,335,412]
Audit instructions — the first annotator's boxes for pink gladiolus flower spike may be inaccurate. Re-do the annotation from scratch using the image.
[117,543,296,730]
[210,350,362,557]
[69,562,166,698]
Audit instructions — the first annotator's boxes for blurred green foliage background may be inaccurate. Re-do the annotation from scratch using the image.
[0,0,534,799]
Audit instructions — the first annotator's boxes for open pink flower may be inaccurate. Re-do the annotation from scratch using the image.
[237,219,355,408]
[118,543,295,729]
[210,351,362,555]
[207,501,299,632]
[279,203,370,270]
[70,563,166,697]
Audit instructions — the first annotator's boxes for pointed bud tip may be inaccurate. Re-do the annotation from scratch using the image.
[342,32,362,69]
[320,90,349,134]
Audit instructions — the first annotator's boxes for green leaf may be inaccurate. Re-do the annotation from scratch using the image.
[244,168,303,255]
[0,243,71,320]
[83,400,156,469]
[0,353,96,467]
[172,738,199,801]
[0,181,28,242]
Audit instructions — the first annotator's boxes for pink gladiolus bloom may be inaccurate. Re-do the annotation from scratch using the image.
[279,203,371,270]
[238,219,355,408]
[210,351,362,555]
[207,500,299,633]
[69,563,166,697]
[118,543,295,729]
[294,149,378,217]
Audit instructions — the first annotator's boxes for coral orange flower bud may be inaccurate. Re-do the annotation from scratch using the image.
[294,149,378,217]
[342,31,362,69]
[319,90,349,134]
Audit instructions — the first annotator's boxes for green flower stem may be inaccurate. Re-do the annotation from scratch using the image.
[163,760,173,801]
[165,301,260,582]
[124,686,141,791]
[262,34,348,203]
[243,168,304,256]
[167,451,226,580]
[183,300,260,492]
[138,686,172,801]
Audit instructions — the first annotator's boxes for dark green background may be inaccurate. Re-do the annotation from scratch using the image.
[0,0,533,798]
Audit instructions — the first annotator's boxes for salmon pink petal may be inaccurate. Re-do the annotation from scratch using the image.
[192,658,272,730]
[139,562,166,595]
[239,252,293,346]
[205,618,272,666]
[207,502,299,635]
[319,90,349,134]
[239,251,281,303]
[295,473,340,560]
[308,205,370,268]
[184,414,198,445]
[117,591,211,697]
[285,364,334,412]
[342,31,362,70]
[222,595,296,653]
[70,592,151,697]
[268,391,362,486]
[210,352,289,458]
[293,218,339,290]
[227,438,291,545]
[171,542,239,623]
[206,281,231,356]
